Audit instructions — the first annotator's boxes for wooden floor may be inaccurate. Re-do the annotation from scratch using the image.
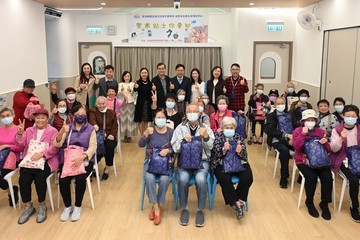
[0,136,359,240]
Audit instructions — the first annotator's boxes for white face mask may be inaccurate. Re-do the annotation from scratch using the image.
[100,108,107,113]
[58,107,67,114]
[304,121,316,130]
[276,104,286,112]
[178,95,185,102]
[202,99,209,105]
[67,94,76,101]
[199,106,204,113]
[334,105,344,113]
[256,89,263,95]
[287,88,294,93]
[299,97,308,103]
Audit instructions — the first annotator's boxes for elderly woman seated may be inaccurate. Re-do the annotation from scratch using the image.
[210,116,253,220]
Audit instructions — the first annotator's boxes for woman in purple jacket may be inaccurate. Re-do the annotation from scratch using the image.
[15,108,59,224]
[292,109,332,220]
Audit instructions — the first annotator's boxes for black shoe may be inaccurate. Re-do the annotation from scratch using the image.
[306,202,319,218]
[350,208,360,223]
[297,175,302,184]
[236,204,245,220]
[8,186,19,207]
[102,172,109,181]
[279,178,288,189]
[319,202,331,220]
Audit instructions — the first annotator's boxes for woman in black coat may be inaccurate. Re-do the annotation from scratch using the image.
[206,66,226,111]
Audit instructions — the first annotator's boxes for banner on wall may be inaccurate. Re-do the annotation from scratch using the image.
[128,13,208,43]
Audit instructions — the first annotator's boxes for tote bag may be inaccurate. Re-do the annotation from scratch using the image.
[347,145,360,177]
[277,113,293,134]
[147,130,171,175]
[222,140,245,173]
[19,139,47,170]
[179,136,203,170]
[304,138,331,169]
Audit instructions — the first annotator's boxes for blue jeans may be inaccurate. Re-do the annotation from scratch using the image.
[178,161,209,211]
[144,164,171,205]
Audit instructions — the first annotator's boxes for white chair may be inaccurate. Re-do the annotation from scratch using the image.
[3,168,20,209]
[94,156,101,193]
[297,170,336,210]
[46,172,55,211]
[272,150,295,178]
[116,119,123,169]
[264,146,273,167]
[290,160,298,193]
[262,132,267,148]
[337,170,360,212]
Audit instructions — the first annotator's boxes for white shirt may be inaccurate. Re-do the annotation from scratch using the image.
[191,82,205,103]
[212,79,219,104]
[36,129,45,141]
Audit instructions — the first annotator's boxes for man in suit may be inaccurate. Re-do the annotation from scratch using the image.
[170,64,192,103]
[151,62,171,109]
[93,65,118,97]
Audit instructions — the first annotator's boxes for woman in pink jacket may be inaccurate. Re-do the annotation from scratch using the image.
[210,95,234,132]
[292,109,332,220]
[15,108,59,225]
[330,105,360,222]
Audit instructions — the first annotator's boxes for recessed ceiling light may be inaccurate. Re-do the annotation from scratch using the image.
[100,2,106,6]
[249,2,255,6]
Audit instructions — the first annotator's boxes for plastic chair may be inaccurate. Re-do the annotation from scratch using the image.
[337,170,360,212]
[3,168,20,209]
[172,170,212,211]
[139,159,177,211]
[290,160,298,193]
[94,155,101,193]
[262,132,267,148]
[272,149,295,178]
[297,170,336,210]
[116,119,123,168]
[210,175,249,210]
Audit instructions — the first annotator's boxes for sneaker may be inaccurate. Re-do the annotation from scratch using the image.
[71,206,81,222]
[319,202,331,220]
[306,202,319,218]
[258,137,263,144]
[102,172,109,181]
[230,204,238,212]
[236,204,245,220]
[179,209,189,226]
[279,178,288,189]
[36,204,47,223]
[8,186,19,207]
[252,135,257,143]
[60,206,73,222]
[350,207,360,223]
[195,210,205,227]
[18,205,36,224]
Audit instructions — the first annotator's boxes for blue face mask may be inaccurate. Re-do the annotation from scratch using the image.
[344,117,358,126]
[223,129,235,138]
[1,116,13,126]
[154,118,167,128]
[187,113,199,122]
[166,101,175,109]
[74,115,87,124]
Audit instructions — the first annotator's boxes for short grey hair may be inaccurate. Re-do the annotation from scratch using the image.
[186,103,199,112]
[275,97,286,105]
[177,89,186,95]
[216,95,229,105]
[222,116,237,128]
[96,96,108,105]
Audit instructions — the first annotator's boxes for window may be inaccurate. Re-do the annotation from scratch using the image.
[260,57,276,79]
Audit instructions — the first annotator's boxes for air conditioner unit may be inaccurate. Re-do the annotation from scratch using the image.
[44,6,62,20]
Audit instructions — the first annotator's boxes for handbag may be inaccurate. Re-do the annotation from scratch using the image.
[179,136,203,170]
[254,101,265,121]
[19,139,48,170]
[347,145,360,177]
[304,137,331,169]
[147,130,172,175]
[61,129,86,178]
[96,113,107,155]
[232,112,247,138]
[0,148,11,170]
[277,113,293,134]
[3,151,17,170]
[222,140,245,173]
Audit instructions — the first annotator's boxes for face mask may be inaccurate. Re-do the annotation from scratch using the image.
[199,106,204,113]
[344,117,358,126]
[74,115,87,124]
[334,105,344,113]
[304,121,316,130]
[202,99,209,105]
[276,105,286,112]
[256,89,263,95]
[223,129,235,138]
[178,95,185,102]
[166,101,175,109]
[58,107,67,114]
[187,113,199,122]
[1,116,13,126]
[218,105,228,111]
[154,118,167,128]
[287,88,294,93]
[299,97,308,103]
[67,94,76,101]
[269,96,276,103]
[100,108,107,113]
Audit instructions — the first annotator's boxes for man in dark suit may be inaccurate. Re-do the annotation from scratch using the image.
[151,62,171,109]
[170,64,192,103]
[93,65,119,97]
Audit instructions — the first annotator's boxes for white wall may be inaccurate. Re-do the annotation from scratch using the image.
[0,0,47,93]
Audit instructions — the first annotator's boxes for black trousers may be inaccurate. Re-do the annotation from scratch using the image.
[19,163,52,203]
[97,139,117,166]
[272,142,294,179]
[297,164,333,204]
[59,161,94,207]
[0,168,13,190]
[213,163,253,205]
[251,120,265,136]
[340,164,360,209]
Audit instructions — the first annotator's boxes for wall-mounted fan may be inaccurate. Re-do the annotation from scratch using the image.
[297,10,322,31]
